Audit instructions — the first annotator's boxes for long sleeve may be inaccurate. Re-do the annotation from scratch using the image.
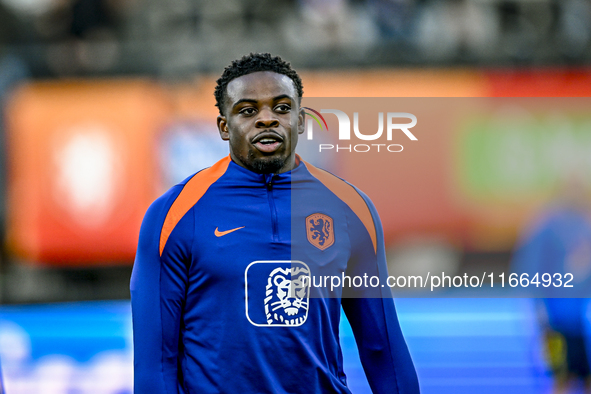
[341,191,420,394]
[130,186,192,394]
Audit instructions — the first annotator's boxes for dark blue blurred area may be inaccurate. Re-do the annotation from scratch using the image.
[345,298,553,394]
[0,298,566,393]
[1,302,130,362]
[0,301,133,393]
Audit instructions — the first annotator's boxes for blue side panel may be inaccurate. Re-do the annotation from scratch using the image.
[339,316,372,394]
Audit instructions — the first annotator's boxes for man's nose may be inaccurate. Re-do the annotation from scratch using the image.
[255,108,280,128]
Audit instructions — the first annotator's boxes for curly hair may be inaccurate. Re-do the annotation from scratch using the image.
[214,53,304,116]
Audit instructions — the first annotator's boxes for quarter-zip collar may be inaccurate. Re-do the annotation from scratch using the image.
[220,155,305,243]
[223,155,304,187]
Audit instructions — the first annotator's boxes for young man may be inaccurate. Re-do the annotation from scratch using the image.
[131,53,420,393]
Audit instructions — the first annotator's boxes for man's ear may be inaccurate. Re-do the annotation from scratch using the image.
[297,108,305,135]
[217,115,229,141]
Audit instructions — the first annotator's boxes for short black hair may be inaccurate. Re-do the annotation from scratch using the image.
[214,53,304,116]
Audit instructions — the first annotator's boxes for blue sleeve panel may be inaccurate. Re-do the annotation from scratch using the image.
[130,183,190,394]
[130,158,419,394]
[342,189,420,394]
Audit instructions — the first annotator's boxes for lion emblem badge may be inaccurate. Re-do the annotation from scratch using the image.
[245,261,311,327]
[264,265,310,325]
[306,213,334,251]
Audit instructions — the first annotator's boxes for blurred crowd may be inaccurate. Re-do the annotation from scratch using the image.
[0,0,589,77]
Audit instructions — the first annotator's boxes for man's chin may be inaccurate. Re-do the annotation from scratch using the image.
[248,156,286,174]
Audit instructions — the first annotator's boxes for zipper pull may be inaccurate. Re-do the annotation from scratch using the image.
[265,173,275,189]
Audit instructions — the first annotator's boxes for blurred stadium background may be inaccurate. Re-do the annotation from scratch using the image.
[1,0,591,393]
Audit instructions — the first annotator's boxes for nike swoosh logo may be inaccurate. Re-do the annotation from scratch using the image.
[215,226,245,237]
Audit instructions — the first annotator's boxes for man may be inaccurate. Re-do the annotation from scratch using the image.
[131,53,419,393]
[512,173,591,391]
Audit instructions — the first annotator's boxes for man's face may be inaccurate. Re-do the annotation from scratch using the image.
[217,71,304,174]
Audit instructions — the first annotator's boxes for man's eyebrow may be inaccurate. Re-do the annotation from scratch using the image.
[231,95,293,109]
[232,98,257,109]
[273,94,293,102]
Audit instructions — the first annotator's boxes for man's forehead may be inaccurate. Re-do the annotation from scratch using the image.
[226,71,297,102]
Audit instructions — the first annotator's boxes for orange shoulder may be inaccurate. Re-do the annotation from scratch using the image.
[159,156,231,256]
[303,161,377,254]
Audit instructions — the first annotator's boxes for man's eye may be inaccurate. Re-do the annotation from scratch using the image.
[240,107,256,115]
[275,104,291,112]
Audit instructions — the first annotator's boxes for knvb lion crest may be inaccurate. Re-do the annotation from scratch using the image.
[306,213,334,251]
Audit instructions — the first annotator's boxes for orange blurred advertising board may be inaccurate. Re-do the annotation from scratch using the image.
[7,69,591,265]
[6,80,171,265]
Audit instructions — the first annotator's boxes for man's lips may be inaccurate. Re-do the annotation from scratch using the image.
[254,140,282,153]
[252,133,284,154]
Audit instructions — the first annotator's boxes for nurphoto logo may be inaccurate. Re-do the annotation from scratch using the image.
[303,107,417,153]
